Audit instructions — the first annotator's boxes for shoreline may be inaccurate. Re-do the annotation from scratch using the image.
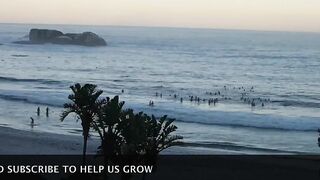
[0,125,228,155]
[0,123,316,155]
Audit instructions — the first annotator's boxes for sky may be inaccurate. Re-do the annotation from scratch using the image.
[0,0,319,32]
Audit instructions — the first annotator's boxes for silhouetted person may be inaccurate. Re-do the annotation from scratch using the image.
[180,97,183,103]
[156,92,158,97]
[262,103,265,107]
[46,107,49,117]
[251,100,256,107]
[30,117,34,127]
[121,89,124,93]
[37,107,40,116]
[160,93,162,98]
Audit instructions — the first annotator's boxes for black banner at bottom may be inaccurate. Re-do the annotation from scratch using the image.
[0,155,319,180]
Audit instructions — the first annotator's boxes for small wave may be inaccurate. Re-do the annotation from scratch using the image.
[11,54,29,57]
[219,54,308,60]
[182,142,299,154]
[0,94,63,107]
[134,102,320,132]
[272,100,320,108]
[183,119,308,132]
[151,85,166,89]
[0,76,62,85]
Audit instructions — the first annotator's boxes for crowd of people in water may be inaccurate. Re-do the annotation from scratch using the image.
[149,85,271,108]
[28,86,271,126]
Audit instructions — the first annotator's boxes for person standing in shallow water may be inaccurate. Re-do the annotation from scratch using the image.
[37,107,40,116]
[30,117,34,128]
[46,107,49,117]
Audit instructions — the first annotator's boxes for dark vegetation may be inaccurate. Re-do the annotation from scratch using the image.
[61,83,183,179]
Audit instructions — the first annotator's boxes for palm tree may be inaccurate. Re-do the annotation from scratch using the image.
[60,83,103,162]
[119,112,182,180]
[143,115,182,178]
[144,115,183,155]
[96,96,125,156]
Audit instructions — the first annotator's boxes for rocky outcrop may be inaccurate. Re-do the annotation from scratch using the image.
[14,29,107,46]
[29,29,64,42]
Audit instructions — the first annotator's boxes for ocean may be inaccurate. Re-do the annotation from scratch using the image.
[0,23,319,154]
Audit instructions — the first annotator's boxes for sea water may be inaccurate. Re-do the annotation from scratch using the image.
[0,23,319,154]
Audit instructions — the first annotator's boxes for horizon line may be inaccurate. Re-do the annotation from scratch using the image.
[0,22,319,34]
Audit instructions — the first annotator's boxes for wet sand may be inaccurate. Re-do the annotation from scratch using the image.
[0,126,99,154]
[0,126,228,155]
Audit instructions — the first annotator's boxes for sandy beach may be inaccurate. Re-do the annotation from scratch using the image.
[0,126,100,155]
[0,126,232,155]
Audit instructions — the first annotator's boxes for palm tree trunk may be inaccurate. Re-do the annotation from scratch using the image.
[83,135,88,164]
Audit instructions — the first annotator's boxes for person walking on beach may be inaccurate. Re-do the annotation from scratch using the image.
[46,107,49,117]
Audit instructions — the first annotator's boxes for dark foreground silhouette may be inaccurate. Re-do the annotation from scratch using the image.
[60,83,182,180]
[0,155,319,180]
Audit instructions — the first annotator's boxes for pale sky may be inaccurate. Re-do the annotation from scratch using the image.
[0,0,319,32]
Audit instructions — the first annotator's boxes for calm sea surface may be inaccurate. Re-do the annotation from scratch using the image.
[0,24,320,154]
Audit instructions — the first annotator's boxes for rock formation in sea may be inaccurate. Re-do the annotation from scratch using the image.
[14,29,107,46]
